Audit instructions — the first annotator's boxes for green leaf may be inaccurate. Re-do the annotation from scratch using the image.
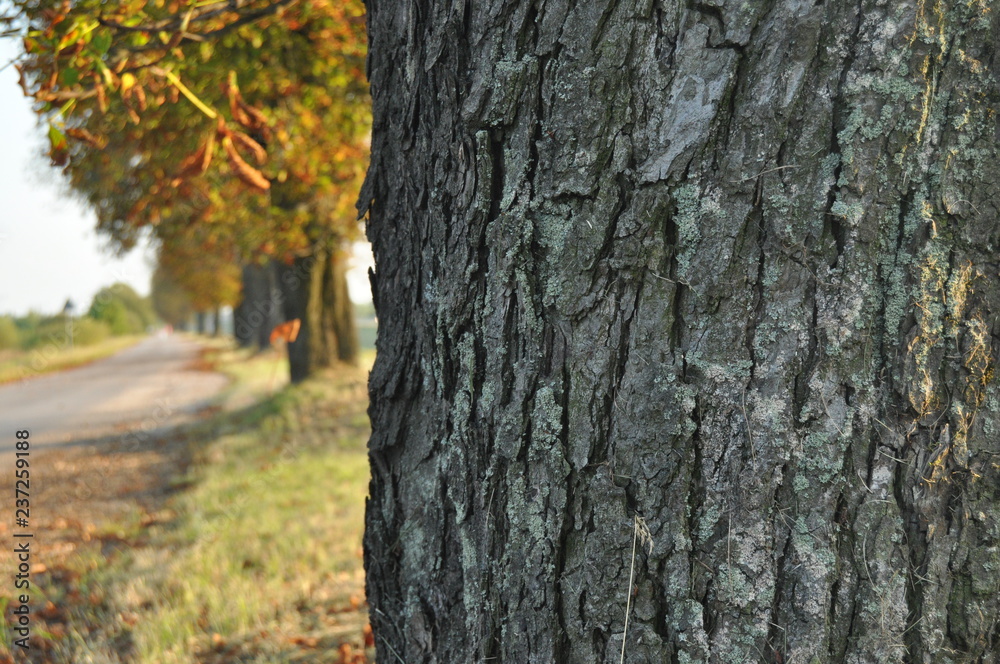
[95,59,113,86]
[91,31,112,55]
[60,68,79,86]
[48,124,67,151]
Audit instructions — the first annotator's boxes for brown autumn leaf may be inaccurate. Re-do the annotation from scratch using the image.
[228,90,252,127]
[227,94,269,137]
[38,601,60,620]
[49,145,69,167]
[222,136,270,192]
[171,132,215,185]
[14,64,29,96]
[289,635,319,648]
[123,82,148,112]
[224,74,269,135]
[66,127,107,149]
[269,318,300,344]
[134,84,148,111]
[236,98,268,132]
[95,80,108,113]
[230,129,266,164]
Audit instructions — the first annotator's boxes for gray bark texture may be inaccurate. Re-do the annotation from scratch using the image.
[361,1,1000,662]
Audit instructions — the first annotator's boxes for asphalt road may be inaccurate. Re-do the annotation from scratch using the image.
[0,335,228,458]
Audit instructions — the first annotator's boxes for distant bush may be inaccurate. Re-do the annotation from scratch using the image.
[91,300,138,335]
[89,283,155,335]
[0,317,20,350]
[22,316,71,350]
[74,318,112,346]
[18,315,114,349]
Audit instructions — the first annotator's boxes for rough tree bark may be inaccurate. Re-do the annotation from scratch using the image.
[362,1,1000,662]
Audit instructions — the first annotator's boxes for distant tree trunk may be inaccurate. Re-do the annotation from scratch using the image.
[325,247,360,364]
[309,248,360,366]
[362,2,1000,663]
[234,266,255,347]
[235,262,281,349]
[306,251,335,372]
[194,311,206,335]
[276,248,359,383]
[276,255,315,383]
[212,308,222,337]
[259,262,280,350]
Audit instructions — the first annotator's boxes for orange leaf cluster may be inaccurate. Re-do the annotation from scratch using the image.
[269,318,301,344]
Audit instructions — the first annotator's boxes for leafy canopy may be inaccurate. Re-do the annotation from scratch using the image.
[9,0,369,264]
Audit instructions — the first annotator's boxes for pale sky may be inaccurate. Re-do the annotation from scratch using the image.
[0,38,372,317]
[0,38,156,317]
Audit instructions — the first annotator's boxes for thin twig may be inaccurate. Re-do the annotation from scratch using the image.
[149,67,218,118]
[620,516,639,664]
[377,634,407,664]
[730,164,801,184]
[727,513,733,598]
[741,388,756,464]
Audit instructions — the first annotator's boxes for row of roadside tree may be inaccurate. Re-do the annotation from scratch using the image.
[9,0,369,382]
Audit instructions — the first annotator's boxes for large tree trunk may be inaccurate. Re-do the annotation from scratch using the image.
[362,2,1000,663]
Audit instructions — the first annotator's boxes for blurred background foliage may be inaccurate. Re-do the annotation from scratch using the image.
[7,0,371,379]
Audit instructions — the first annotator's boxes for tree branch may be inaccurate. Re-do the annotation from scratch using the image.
[97,0,295,39]
[200,0,297,40]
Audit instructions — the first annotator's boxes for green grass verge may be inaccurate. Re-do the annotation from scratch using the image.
[0,335,145,385]
[11,346,374,663]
